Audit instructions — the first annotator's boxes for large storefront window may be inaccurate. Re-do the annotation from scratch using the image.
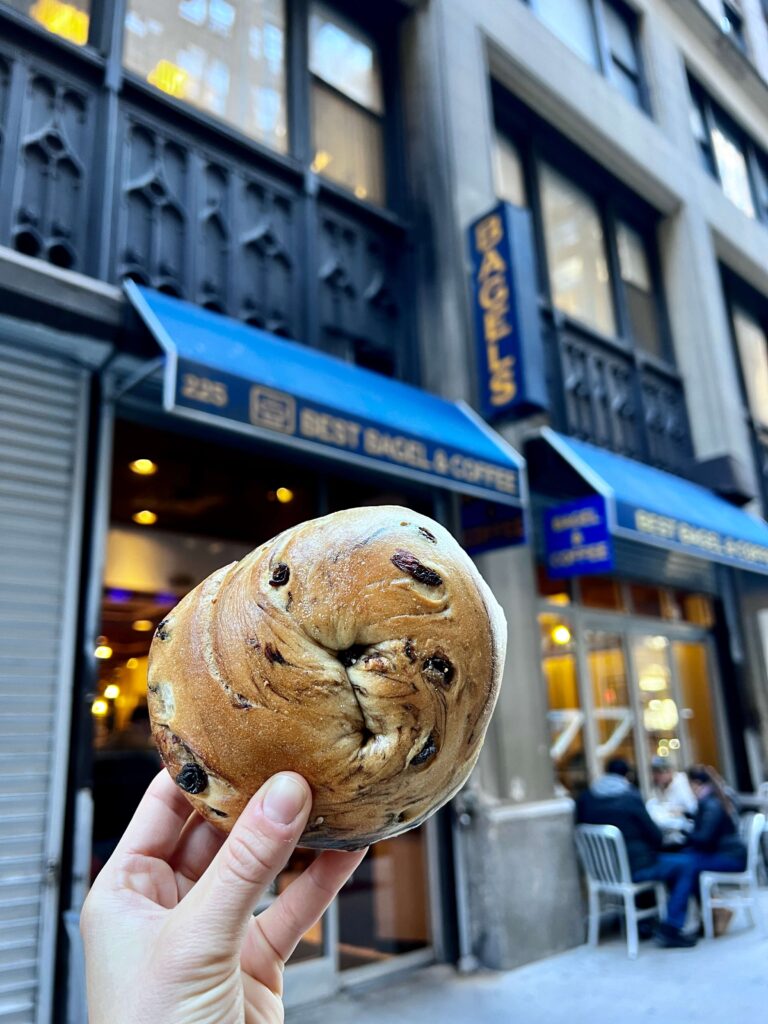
[537,569,724,795]
[123,0,287,151]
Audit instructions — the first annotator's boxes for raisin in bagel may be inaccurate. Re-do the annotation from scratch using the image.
[147,505,506,849]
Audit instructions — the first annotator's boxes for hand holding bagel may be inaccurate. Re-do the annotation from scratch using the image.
[147,506,507,849]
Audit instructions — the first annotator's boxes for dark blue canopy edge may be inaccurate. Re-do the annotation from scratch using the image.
[125,283,526,510]
[539,428,768,575]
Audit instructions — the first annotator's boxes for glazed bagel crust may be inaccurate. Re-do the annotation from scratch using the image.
[147,506,507,850]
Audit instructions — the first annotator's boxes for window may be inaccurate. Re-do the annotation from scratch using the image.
[540,164,616,337]
[721,0,746,53]
[603,0,643,107]
[123,0,287,152]
[534,0,599,67]
[526,0,646,111]
[5,0,90,45]
[617,221,662,358]
[493,121,669,358]
[688,74,768,225]
[309,4,385,204]
[711,116,756,219]
[733,306,768,428]
[493,134,527,207]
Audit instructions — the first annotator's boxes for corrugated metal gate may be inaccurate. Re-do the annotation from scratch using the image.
[0,340,88,1024]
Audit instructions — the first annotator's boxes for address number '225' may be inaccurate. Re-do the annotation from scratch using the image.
[181,373,229,408]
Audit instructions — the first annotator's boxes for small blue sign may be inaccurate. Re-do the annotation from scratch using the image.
[544,496,614,578]
[468,202,548,421]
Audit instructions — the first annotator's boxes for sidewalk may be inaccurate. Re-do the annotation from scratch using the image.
[286,895,768,1024]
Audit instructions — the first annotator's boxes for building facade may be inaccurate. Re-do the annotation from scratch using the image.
[405,0,768,971]
[2,0,768,1021]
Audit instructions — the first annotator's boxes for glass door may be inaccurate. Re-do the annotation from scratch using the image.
[539,611,587,795]
[583,630,638,775]
[672,639,723,771]
[629,634,683,782]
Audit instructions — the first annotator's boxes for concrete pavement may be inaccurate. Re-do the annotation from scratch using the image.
[286,893,768,1024]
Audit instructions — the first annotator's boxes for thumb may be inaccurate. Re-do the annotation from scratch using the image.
[178,772,312,956]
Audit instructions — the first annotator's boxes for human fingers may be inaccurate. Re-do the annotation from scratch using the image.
[175,773,311,956]
[109,770,192,865]
[242,848,367,976]
[170,812,228,899]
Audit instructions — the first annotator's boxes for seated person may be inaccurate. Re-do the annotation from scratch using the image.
[576,758,663,876]
[577,759,699,948]
[646,755,696,842]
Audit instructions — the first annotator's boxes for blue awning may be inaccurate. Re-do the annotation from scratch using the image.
[125,284,525,508]
[537,428,768,575]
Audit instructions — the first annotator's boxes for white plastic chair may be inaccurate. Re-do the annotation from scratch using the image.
[575,824,667,959]
[700,812,766,940]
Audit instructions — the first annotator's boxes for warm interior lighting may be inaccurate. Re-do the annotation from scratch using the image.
[311,150,332,173]
[30,0,89,45]
[91,698,109,717]
[94,644,113,660]
[275,487,294,504]
[126,657,139,670]
[551,624,572,646]
[132,510,158,525]
[354,185,368,200]
[103,684,120,700]
[129,458,158,476]
[147,60,189,99]
[638,667,668,692]
[132,619,154,632]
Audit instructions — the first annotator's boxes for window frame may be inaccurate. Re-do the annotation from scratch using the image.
[525,0,651,115]
[687,72,768,226]
[0,0,404,214]
[723,268,768,438]
[721,0,747,54]
[492,88,674,368]
[307,4,387,205]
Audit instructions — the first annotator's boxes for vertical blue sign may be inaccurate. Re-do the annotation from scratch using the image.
[468,202,548,421]
[544,496,614,578]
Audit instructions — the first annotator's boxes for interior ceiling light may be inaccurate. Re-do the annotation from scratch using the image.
[132,510,158,526]
[275,487,294,504]
[103,684,120,700]
[91,698,109,717]
[126,657,139,670]
[94,644,113,660]
[132,619,154,632]
[551,624,572,646]
[129,458,158,476]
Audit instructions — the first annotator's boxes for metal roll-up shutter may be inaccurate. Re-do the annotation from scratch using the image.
[0,341,88,1024]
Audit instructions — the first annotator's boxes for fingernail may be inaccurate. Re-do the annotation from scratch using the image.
[262,774,307,825]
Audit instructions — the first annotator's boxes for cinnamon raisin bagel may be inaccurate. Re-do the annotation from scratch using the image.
[147,505,506,849]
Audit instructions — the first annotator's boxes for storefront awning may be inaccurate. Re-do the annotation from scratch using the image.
[125,284,525,508]
[532,428,768,576]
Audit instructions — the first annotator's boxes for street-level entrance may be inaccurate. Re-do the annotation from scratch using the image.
[537,573,730,798]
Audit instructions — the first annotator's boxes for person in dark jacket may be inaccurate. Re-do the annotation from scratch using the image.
[577,759,700,947]
[636,765,746,945]
[576,758,664,873]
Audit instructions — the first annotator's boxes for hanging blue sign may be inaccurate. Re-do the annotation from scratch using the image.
[468,202,548,421]
[543,495,614,578]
